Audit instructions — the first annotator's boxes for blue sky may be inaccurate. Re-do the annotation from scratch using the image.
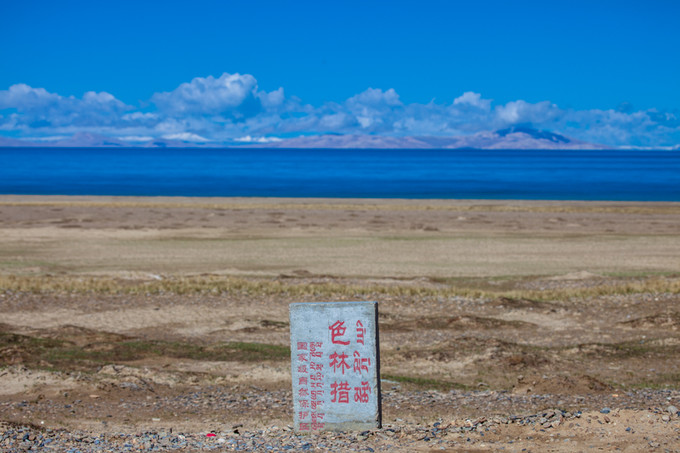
[1,0,679,147]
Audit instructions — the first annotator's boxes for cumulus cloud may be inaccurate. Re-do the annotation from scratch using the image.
[0,84,128,117]
[161,132,209,142]
[257,87,285,110]
[121,112,158,121]
[346,88,402,110]
[81,91,127,111]
[234,135,282,143]
[1,74,679,147]
[0,84,61,111]
[341,88,403,131]
[453,91,491,111]
[119,135,155,142]
[152,72,285,118]
[0,83,130,130]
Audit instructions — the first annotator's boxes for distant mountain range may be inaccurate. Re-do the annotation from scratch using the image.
[0,127,613,149]
[0,133,206,149]
[255,127,611,150]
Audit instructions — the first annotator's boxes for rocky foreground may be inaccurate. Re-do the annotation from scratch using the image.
[2,385,680,452]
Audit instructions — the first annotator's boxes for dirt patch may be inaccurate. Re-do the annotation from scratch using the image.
[381,315,533,332]
[621,312,680,328]
[0,366,80,396]
[513,374,612,395]
[486,296,553,310]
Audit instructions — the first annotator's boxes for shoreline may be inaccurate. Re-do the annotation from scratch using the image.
[2,194,680,209]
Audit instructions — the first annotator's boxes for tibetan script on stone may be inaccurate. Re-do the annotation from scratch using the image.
[289,301,382,432]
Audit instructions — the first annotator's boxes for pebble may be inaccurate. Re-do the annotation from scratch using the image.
[2,387,679,451]
[0,406,630,453]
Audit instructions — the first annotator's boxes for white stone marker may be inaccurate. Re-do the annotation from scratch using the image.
[289,301,382,432]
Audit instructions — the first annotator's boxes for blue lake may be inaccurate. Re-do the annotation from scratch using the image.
[1,147,679,201]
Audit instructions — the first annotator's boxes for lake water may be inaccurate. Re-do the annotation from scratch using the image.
[1,147,679,201]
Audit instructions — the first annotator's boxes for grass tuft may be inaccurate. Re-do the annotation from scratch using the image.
[0,331,289,372]
[382,373,469,391]
[1,274,679,301]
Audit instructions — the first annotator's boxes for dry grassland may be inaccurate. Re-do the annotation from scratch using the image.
[1,196,680,451]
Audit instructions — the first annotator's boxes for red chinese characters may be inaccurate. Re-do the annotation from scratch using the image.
[328,318,373,407]
[330,381,350,403]
[328,321,350,345]
[295,340,325,431]
[329,351,350,374]
[330,380,372,404]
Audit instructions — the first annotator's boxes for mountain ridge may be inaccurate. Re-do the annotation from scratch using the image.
[253,128,610,149]
[0,128,613,149]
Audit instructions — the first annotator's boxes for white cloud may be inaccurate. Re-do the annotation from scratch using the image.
[0,112,18,130]
[453,91,491,111]
[318,112,358,130]
[81,91,127,111]
[257,87,285,110]
[122,112,158,121]
[0,83,61,112]
[2,75,679,147]
[0,83,131,129]
[161,132,209,142]
[152,72,284,117]
[234,135,282,143]
[494,100,561,125]
[0,84,128,117]
[119,136,155,142]
[346,88,401,109]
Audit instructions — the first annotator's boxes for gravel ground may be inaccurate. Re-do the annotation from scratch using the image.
[3,409,680,452]
[3,388,680,452]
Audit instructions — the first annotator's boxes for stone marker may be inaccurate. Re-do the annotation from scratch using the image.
[289,301,382,432]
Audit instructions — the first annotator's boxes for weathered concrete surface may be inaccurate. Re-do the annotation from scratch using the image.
[289,301,381,432]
